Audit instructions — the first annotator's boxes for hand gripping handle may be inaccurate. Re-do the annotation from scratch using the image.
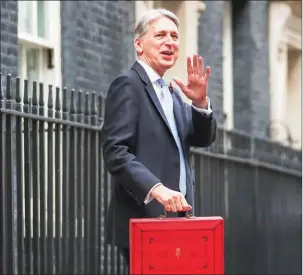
[157,209,195,219]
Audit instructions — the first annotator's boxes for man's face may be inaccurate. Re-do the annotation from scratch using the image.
[135,16,179,76]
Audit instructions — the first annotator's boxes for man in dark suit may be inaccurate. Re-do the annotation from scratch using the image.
[101,8,217,270]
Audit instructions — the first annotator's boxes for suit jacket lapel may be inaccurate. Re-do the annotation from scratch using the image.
[131,61,172,131]
[132,61,185,143]
[172,94,185,143]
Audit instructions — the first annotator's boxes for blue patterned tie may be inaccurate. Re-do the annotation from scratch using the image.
[157,78,187,195]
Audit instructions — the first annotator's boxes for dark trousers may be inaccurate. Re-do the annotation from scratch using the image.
[120,211,186,273]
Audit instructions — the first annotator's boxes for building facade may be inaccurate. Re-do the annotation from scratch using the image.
[1,0,301,149]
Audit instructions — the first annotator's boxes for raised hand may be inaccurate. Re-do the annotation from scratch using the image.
[171,54,211,109]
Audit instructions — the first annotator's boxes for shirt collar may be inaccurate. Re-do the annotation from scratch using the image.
[137,59,162,84]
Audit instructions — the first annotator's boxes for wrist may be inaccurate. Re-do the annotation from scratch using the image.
[193,97,208,109]
[151,183,164,198]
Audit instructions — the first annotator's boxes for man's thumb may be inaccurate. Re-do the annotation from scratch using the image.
[172,77,185,89]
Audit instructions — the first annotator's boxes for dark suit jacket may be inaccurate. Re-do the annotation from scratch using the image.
[101,61,217,248]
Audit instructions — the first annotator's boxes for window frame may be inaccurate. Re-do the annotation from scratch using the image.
[18,0,62,102]
[222,0,234,131]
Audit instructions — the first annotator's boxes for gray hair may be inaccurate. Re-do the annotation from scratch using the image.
[134,8,179,39]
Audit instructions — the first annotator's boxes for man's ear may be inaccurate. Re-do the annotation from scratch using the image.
[134,38,143,54]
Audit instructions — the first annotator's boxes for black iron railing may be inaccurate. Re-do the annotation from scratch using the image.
[0,72,302,274]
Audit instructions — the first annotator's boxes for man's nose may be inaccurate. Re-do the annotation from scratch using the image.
[164,36,174,45]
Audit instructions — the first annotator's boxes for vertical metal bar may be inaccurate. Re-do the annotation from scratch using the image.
[117,248,122,275]
[96,99,102,275]
[15,77,25,274]
[55,87,62,274]
[98,147,103,274]
[61,87,70,274]
[68,89,77,274]
[98,95,104,274]
[83,92,91,274]
[90,92,99,274]
[99,95,109,274]
[76,91,84,273]
[109,173,115,274]
[4,74,14,274]
[23,79,33,274]
[7,74,16,274]
[31,81,40,275]
[0,72,3,108]
[47,85,54,274]
[0,72,8,275]
[39,82,47,274]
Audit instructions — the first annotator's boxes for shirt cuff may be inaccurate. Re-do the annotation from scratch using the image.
[192,97,212,115]
[144,183,163,204]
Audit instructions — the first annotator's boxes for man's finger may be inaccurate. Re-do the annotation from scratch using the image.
[198,56,204,77]
[193,54,198,74]
[187,56,193,74]
[172,77,185,89]
[169,199,177,212]
[172,78,192,98]
[174,196,184,212]
[180,195,192,211]
[164,203,171,212]
[204,66,211,82]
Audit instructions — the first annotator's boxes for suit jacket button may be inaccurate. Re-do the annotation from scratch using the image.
[176,164,180,168]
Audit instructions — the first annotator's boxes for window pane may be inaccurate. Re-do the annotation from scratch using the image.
[18,1,33,34]
[26,48,40,97]
[37,1,46,38]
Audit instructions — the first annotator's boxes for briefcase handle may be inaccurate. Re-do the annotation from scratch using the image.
[158,209,195,219]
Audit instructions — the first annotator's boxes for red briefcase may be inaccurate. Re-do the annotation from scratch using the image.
[129,212,224,274]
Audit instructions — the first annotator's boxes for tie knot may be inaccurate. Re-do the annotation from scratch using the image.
[157,78,166,88]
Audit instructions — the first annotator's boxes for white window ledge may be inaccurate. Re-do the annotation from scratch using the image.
[282,30,301,50]
[283,15,302,50]
[18,32,54,50]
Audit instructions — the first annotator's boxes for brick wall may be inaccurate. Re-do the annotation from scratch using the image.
[60,1,136,96]
[198,0,270,137]
[232,0,270,138]
[198,1,225,125]
[0,0,271,139]
[0,1,18,77]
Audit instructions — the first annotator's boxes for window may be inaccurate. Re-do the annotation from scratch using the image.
[19,1,47,39]
[18,1,61,100]
[269,1,301,149]
[17,2,63,232]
